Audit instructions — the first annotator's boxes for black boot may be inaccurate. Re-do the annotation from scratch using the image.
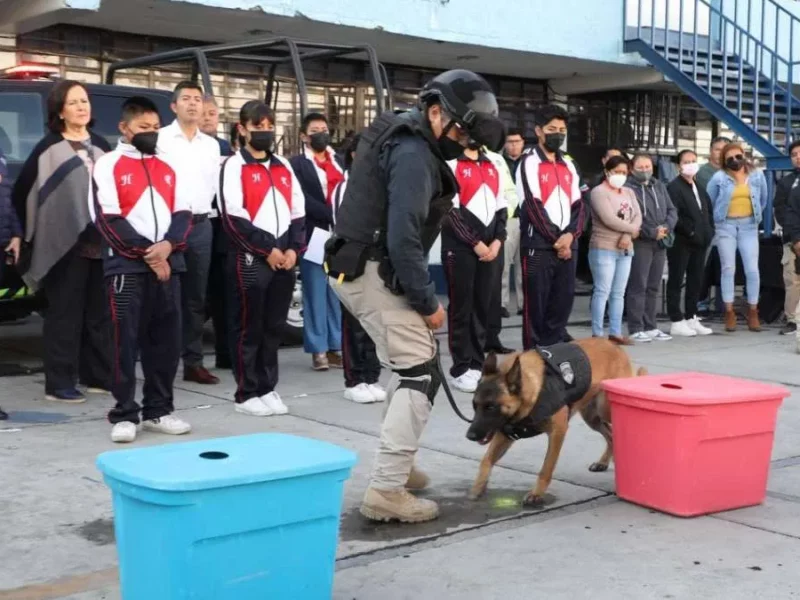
[0,406,7,420]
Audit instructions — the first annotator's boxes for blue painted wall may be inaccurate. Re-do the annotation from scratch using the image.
[182,0,641,66]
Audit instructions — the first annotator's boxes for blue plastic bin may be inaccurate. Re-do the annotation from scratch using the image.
[96,432,357,600]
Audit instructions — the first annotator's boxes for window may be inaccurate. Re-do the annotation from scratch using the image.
[0,93,45,162]
[89,93,173,147]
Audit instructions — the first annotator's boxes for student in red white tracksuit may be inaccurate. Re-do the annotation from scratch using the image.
[91,96,192,444]
[330,133,386,404]
[441,143,508,394]
[219,100,305,417]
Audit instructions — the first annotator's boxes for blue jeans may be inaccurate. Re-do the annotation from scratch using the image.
[589,248,633,337]
[300,258,342,354]
[715,218,760,305]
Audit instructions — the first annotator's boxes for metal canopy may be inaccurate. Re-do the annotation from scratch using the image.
[105,37,392,117]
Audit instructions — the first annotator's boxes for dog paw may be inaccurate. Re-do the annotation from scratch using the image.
[588,462,609,472]
[523,491,552,508]
[468,484,487,501]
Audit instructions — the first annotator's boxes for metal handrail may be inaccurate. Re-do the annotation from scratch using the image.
[624,0,800,150]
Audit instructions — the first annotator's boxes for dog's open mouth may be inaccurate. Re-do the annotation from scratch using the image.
[478,431,495,445]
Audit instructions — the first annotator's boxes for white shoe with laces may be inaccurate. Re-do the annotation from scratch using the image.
[110,421,138,443]
[261,391,289,415]
[344,383,378,404]
[142,414,192,435]
[466,369,483,382]
[647,329,673,341]
[236,397,273,417]
[452,372,478,393]
[687,316,713,336]
[630,332,652,343]
[367,383,387,402]
[670,320,698,337]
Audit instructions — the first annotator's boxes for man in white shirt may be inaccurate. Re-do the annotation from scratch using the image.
[158,81,222,384]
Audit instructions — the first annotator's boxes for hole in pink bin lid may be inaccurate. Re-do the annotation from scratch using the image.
[199,451,229,460]
[661,383,682,390]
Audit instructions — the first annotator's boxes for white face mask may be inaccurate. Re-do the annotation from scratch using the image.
[607,173,627,189]
[681,162,700,177]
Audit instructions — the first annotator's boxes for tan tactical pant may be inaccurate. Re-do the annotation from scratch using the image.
[331,261,437,490]
[783,245,800,320]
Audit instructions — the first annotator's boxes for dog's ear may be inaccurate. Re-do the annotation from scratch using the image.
[506,356,522,396]
[483,351,498,375]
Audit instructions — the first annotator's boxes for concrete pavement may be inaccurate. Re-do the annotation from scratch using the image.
[1,300,799,600]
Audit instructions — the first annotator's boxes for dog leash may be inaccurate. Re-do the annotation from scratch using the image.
[434,340,473,423]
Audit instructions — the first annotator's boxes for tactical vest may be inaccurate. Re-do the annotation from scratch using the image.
[502,343,593,440]
[334,109,458,253]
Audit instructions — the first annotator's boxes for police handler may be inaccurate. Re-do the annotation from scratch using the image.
[327,69,505,523]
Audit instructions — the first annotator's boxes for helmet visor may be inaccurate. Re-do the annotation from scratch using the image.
[462,112,506,153]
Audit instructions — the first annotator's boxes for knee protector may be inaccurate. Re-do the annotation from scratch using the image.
[395,356,441,405]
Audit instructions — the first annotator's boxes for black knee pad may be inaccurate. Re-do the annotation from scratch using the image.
[395,357,441,405]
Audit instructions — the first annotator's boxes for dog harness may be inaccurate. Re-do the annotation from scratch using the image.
[502,343,592,440]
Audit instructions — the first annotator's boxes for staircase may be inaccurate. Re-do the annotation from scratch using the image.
[623,0,800,172]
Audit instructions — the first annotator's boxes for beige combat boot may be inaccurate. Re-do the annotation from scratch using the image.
[405,466,430,491]
[360,487,439,523]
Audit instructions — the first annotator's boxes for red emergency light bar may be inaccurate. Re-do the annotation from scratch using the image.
[1,64,61,80]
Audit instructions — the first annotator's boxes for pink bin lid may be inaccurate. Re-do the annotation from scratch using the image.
[601,371,789,406]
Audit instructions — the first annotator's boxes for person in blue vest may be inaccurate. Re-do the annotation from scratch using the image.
[0,147,21,420]
[290,113,344,371]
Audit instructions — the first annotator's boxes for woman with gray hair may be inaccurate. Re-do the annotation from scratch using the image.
[624,153,677,342]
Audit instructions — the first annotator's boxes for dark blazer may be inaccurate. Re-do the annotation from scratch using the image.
[289,153,343,243]
[666,175,715,249]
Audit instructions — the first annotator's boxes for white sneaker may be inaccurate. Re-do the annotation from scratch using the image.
[452,372,478,393]
[367,383,387,402]
[142,414,192,435]
[630,331,652,343]
[687,316,713,336]
[466,369,483,382]
[670,320,698,337]
[344,383,378,404]
[236,397,273,417]
[110,421,138,443]
[261,391,289,415]
[647,329,673,341]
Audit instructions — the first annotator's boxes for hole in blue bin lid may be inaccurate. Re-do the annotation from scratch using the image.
[661,383,682,390]
[199,451,229,460]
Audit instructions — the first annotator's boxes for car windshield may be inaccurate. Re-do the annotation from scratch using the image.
[0,92,45,162]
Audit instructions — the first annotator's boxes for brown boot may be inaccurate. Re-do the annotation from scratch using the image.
[747,305,762,332]
[724,304,737,332]
[405,466,430,491]
[360,487,439,523]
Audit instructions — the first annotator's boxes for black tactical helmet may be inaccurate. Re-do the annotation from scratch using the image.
[418,69,506,152]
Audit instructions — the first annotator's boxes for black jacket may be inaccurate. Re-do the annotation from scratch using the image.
[289,151,343,244]
[335,109,457,316]
[666,175,715,249]
[774,170,800,242]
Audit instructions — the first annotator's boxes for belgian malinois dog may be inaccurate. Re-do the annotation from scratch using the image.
[466,337,646,507]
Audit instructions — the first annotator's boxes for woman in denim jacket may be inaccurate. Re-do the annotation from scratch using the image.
[707,142,769,332]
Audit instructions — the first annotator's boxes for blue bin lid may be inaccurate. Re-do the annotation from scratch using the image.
[96,433,358,492]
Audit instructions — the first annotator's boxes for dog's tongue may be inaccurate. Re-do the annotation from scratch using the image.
[479,434,492,446]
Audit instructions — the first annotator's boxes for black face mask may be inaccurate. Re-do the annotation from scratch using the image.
[438,135,466,160]
[131,132,158,156]
[467,139,482,151]
[543,133,566,153]
[725,157,745,171]
[308,132,330,152]
[249,130,274,153]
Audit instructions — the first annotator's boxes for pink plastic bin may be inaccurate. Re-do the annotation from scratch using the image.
[601,372,788,517]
